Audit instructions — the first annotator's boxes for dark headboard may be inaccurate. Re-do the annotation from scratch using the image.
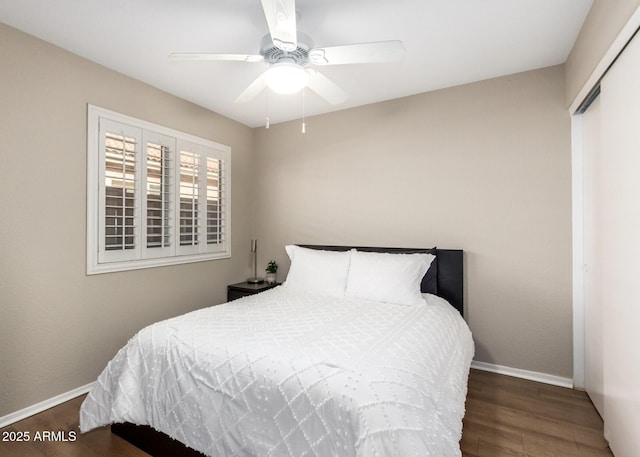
[298,245,464,316]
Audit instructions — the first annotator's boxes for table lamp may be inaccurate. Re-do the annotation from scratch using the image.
[247,239,264,284]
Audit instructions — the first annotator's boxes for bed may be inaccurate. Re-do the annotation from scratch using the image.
[79,245,474,457]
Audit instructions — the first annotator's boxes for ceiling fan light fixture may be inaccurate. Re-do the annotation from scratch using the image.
[263,62,309,94]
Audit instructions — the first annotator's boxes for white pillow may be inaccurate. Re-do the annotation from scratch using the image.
[283,245,351,297]
[345,250,435,305]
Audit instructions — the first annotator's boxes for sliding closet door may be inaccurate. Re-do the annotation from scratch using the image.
[599,31,640,457]
[582,95,604,417]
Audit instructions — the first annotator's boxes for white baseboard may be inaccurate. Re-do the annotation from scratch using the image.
[0,382,94,429]
[471,361,574,389]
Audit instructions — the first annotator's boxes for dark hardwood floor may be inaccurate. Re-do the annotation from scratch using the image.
[463,369,612,457]
[0,369,612,457]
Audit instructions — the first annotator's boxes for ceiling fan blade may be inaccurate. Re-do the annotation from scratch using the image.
[260,0,297,52]
[234,74,267,103]
[306,71,348,105]
[309,40,405,66]
[170,53,264,63]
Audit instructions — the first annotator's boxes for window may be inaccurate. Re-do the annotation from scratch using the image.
[87,105,230,274]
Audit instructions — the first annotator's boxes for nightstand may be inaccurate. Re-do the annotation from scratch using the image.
[227,281,280,301]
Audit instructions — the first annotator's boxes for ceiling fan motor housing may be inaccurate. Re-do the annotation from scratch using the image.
[260,32,313,65]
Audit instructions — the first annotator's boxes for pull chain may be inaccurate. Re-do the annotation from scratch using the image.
[301,88,306,134]
[265,90,270,129]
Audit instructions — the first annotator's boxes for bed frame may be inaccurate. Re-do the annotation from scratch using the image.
[111,246,464,456]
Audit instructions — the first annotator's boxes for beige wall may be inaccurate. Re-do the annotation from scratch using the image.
[565,0,640,107]
[254,65,573,378]
[0,23,254,416]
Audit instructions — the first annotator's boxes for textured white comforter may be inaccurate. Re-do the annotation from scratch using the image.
[80,287,474,457]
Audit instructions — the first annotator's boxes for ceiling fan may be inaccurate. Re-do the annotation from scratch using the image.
[169,0,405,106]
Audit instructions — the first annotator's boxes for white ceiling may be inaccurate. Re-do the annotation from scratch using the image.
[0,0,592,128]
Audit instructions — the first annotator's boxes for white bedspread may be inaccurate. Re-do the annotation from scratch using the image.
[80,287,474,457]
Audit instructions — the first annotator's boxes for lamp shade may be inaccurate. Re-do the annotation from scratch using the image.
[263,62,309,94]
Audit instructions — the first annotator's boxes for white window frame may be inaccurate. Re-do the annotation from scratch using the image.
[87,105,231,275]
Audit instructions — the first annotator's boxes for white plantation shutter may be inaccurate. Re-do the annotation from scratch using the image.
[178,147,201,254]
[87,105,231,274]
[206,156,226,249]
[143,132,175,259]
[99,119,141,264]
[176,140,229,256]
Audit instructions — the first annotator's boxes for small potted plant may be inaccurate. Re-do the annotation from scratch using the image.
[265,261,278,284]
